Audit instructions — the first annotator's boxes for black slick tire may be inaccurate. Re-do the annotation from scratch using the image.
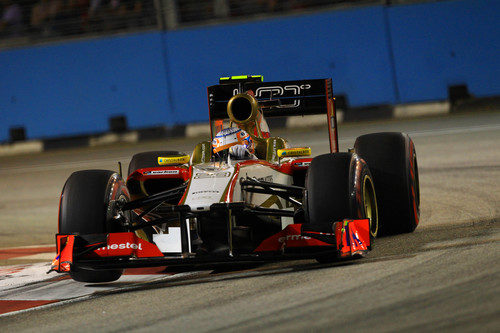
[354,132,419,235]
[59,170,129,283]
[305,153,378,263]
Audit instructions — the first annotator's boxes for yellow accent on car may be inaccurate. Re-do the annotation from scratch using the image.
[277,147,311,158]
[219,75,263,82]
[157,155,190,165]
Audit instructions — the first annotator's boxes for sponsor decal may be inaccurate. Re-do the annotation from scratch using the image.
[191,190,219,195]
[293,161,311,167]
[257,175,273,182]
[96,242,143,251]
[278,235,311,243]
[239,175,273,185]
[271,138,277,161]
[277,147,311,158]
[143,170,180,175]
[229,84,311,108]
[92,233,164,258]
[158,155,190,165]
[254,224,332,252]
[200,143,207,162]
[254,85,311,108]
[193,172,231,179]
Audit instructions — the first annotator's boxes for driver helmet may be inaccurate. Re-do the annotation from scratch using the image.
[212,127,253,156]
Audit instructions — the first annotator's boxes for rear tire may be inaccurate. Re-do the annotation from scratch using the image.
[59,170,129,282]
[305,153,378,263]
[354,132,419,235]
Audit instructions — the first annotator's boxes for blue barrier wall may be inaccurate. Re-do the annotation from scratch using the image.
[0,32,170,140]
[0,0,499,141]
[164,6,395,123]
[388,0,500,102]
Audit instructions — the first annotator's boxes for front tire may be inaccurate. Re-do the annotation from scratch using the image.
[59,170,129,282]
[305,153,378,262]
[354,132,419,235]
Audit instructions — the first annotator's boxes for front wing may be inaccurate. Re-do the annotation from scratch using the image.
[50,219,371,273]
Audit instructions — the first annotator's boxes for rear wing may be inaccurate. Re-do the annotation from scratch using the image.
[207,77,339,153]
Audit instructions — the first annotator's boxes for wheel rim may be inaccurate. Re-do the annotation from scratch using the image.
[363,175,378,237]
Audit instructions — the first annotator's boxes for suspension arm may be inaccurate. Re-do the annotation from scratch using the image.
[240,178,304,197]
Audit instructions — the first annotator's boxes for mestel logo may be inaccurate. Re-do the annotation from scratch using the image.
[278,235,311,243]
[96,242,143,251]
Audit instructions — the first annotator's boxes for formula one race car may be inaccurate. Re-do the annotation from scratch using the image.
[51,75,420,283]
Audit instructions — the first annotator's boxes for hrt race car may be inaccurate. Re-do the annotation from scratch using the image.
[51,75,420,283]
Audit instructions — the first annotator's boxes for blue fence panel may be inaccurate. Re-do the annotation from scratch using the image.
[0,32,170,141]
[388,0,500,103]
[164,6,396,123]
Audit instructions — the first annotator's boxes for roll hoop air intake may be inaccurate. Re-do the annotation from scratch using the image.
[227,93,264,138]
